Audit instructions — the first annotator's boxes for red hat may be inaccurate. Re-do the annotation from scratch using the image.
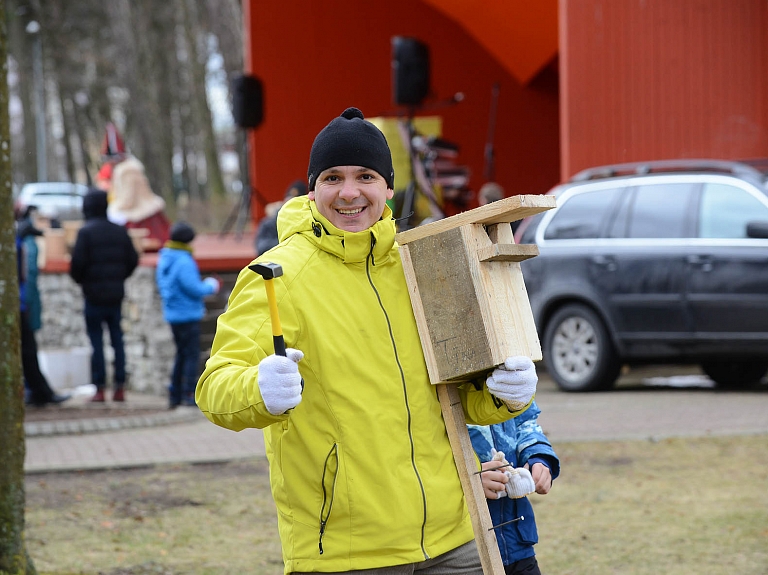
[101,122,126,159]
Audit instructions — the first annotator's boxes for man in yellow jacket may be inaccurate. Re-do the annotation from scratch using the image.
[196,107,538,574]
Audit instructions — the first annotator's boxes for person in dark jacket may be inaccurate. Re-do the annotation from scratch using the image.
[254,179,307,255]
[16,209,71,406]
[468,401,560,575]
[156,221,220,408]
[70,188,139,402]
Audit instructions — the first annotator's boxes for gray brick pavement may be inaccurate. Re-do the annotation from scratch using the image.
[23,367,768,474]
[24,418,265,474]
[24,392,266,474]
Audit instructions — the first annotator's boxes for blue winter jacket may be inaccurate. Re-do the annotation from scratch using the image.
[156,243,216,324]
[468,401,560,565]
[16,219,43,329]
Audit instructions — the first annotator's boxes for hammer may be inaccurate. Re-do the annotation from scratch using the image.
[249,262,286,356]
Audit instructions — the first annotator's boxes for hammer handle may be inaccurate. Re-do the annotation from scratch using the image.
[273,335,286,357]
[263,279,286,357]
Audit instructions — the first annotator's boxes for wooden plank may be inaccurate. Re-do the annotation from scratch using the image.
[476,243,539,262]
[438,383,505,575]
[470,224,542,364]
[395,194,556,245]
[399,244,443,384]
[406,227,494,382]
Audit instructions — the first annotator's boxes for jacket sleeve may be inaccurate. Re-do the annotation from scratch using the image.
[456,380,533,426]
[69,232,86,284]
[514,401,560,480]
[195,265,294,431]
[176,257,216,298]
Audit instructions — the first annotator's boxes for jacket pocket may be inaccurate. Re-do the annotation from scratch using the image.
[514,497,539,546]
[318,443,339,555]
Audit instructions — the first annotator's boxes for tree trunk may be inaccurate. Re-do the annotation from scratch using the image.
[180,0,226,198]
[107,0,175,201]
[0,0,38,572]
[58,91,76,182]
[7,0,38,185]
[143,0,177,207]
[202,0,243,80]
[70,96,93,185]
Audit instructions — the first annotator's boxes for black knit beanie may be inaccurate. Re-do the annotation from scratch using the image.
[307,107,395,191]
[170,221,196,244]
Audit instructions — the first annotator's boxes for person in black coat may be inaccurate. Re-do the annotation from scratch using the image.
[70,188,138,402]
[254,179,307,255]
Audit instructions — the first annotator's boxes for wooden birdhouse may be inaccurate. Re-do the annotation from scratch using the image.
[396,194,556,385]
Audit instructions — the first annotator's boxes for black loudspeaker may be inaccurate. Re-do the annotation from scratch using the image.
[231,74,264,129]
[392,37,430,106]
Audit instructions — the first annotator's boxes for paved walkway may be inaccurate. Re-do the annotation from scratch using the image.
[24,393,266,474]
[24,367,768,474]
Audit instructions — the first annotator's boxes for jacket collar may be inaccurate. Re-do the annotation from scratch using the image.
[279,196,396,264]
[163,240,193,253]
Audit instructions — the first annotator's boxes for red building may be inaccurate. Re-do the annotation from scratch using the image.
[242,0,768,223]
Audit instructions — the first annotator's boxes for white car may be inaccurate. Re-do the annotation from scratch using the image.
[15,182,90,221]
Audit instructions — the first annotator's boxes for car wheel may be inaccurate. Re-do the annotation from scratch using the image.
[700,360,768,389]
[543,303,621,392]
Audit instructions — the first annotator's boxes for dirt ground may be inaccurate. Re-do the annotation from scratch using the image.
[23,436,768,575]
[25,458,282,575]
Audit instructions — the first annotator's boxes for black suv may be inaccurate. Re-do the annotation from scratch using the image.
[517,159,768,391]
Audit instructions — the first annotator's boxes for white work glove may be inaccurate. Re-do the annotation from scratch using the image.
[486,356,537,412]
[257,348,304,415]
[202,276,221,294]
[505,466,536,499]
[488,449,536,499]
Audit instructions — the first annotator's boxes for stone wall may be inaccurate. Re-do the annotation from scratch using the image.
[38,266,175,396]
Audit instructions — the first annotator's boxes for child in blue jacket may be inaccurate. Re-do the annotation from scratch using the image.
[156,222,220,408]
[468,400,560,575]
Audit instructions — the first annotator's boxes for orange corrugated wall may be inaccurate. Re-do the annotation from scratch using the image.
[560,0,768,181]
[244,0,561,223]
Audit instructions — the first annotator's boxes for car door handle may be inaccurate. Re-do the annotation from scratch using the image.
[591,255,617,272]
[687,254,713,272]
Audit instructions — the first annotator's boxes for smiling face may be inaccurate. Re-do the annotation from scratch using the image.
[308,165,394,233]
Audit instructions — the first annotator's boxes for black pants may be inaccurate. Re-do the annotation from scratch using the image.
[21,310,55,405]
[169,321,202,406]
[504,556,541,575]
[84,301,126,388]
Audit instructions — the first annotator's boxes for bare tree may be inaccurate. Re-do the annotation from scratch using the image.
[6,0,242,217]
[178,0,226,198]
[202,0,243,80]
[0,0,38,570]
[6,0,37,185]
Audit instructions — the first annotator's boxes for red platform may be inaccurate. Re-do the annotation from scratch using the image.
[42,231,257,275]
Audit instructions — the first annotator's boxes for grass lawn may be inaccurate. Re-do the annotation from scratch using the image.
[24,435,768,575]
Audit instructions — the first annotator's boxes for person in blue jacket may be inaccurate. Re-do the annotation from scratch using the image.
[156,222,220,408]
[468,401,560,575]
[16,207,71,406]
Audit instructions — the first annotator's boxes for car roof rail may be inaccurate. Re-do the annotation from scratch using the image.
[569,159,765,183]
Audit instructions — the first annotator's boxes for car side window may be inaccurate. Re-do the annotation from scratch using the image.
[699,183,768,238]
[518,212,546,244]
[625,183,696,238]
[605,191,633,238]
[543,188,621,240]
